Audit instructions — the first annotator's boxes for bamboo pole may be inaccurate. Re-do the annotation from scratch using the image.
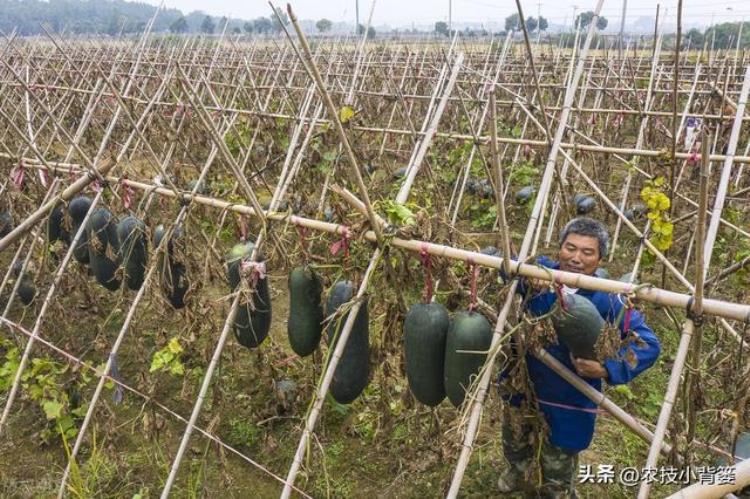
[160,62,295,496]
[638,65,750,499]
[285,4,382,244]
[684,131,710,451]
[665,459,750,498]
[448,2,605,495]
[489,90,512,277]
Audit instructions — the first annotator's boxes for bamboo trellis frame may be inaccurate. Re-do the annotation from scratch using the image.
[1,5,749,498]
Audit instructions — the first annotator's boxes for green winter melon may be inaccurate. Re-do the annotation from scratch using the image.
[68,196,92,264]
[226,241,271,349]
[288,266,324,357]
[117,216,148,291]
[444,310,492,407]
[551,293,604,360]
[233,276,272,348]
[404,302,449,406]
[87,208,121,291]
[326,281,369,404]
[154,224,189,308]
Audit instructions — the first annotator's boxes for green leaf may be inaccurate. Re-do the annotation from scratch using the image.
[511,124,522,138]
[385,203,416,226]
[170,362,185,376]
[167,338,183,355]
[43,400,63,420]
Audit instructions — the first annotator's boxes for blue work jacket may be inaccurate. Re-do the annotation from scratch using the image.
[503,256,661,451]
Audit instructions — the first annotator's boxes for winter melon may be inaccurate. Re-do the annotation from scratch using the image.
[226,241,271,349]
[117,216,148,290]
[288,266,324,357]
[154,224,189,308]
[68,196,92,264]
[551,293,604,360]
[326,281,369,404]
[444,311,492,407]
[404,302,449,406]
[87,208,121,291]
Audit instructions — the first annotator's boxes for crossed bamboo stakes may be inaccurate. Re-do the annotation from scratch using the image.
[1,2,750,496]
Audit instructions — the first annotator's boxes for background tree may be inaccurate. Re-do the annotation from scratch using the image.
[272,7,289,32]
[525,16,538,33]
[434,21,448,37]
[538,16,548,31]
[684,28,704,48]
[200,15,215,34]
[106,12,123,36]
[355,24,375,38]
[316,18,332,33]
[170,16,188,34]
[505,13,521,31]
[576,11,594,29]
[576,11,608,30]
[705,22,750,49]
[243,21,253,34]
[218,16,228,33]
[253,17,273,34]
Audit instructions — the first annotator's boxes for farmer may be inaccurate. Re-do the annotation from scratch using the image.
[497,217,661,498]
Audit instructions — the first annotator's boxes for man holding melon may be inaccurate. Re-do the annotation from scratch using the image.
[497,217,661,498]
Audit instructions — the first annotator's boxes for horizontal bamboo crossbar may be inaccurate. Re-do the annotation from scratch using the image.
[16,166,749,324]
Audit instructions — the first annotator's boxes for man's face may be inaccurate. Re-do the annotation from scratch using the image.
[558,233,601,275]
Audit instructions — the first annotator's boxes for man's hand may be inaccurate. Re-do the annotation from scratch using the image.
[571,356,608,379]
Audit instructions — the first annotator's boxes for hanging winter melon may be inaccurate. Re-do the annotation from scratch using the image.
[154,224,189,308]
[68,196,92,264]
[47,204,70,244]
[0,210,12,238]
[117,216,148,290]
[326,281,369,404]
[404,302,449,406]
[551,293,604,360]
[12,262,35,306]
[227,242,271,349]
[444,311,492,407]
[87,208,121,291]
[287,266,324,357]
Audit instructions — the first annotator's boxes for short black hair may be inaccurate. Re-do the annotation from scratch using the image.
[559,217,609,258]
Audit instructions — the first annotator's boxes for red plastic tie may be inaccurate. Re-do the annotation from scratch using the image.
[554,281,569,312]
[419,243,433,302]
[240,260,266,289]
[295,224,310,261]
[623,306,633,333]
[330,226,350,259]
[120,175,134,210]
[688,150,699,165]
[10,161,25,189]
[38,168,49,189]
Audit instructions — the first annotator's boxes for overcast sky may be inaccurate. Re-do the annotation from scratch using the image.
[145,0,750,28]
